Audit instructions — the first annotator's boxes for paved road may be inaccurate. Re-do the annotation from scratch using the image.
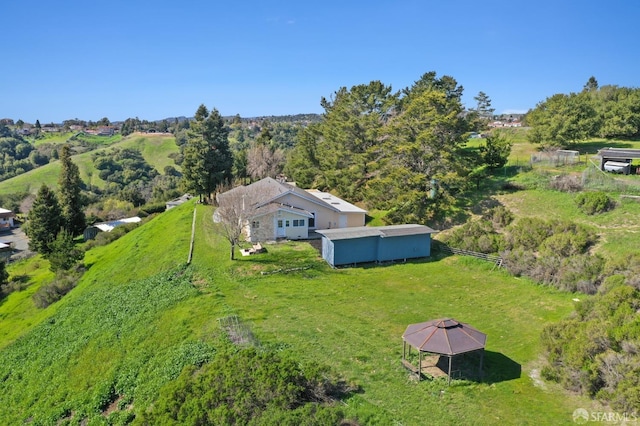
[0,226,33,261]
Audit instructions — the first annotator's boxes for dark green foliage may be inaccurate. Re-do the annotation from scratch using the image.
[47,230,84,272]
[480,131,513,169]
[541,284,640,413]
[58,145,86,236]
[91,147,167,205]
[26,184,63,254]
[504,217,554,250]
[527,83,640,145]
[32,269,82,308]
[444,219,504,254]
[0,261,8,288]
[0,135,39,181]
[286,72,474,226]
[138,346,348,425]
[575,191,613,215]
[484,205,514,229]
[181,105,233,200]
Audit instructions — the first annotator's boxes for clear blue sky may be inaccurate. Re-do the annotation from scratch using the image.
[3,1,640,123]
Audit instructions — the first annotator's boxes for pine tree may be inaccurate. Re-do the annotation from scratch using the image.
[182,105,233,201]
[26,184,63,254]
[48,229,84,272]
[58,145,85,236]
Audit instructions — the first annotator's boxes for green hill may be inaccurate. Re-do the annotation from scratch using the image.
[0,133,178,196]
[0,200,601,425]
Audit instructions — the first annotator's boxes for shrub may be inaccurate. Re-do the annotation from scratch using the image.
[483,205,514,229]
[548,174,583,192]
[32,269,83,308]
[575,191,613,215]
[541,284,640,413]
[139,346,351,425]
[444,219,504,254]
[504,217,553,250]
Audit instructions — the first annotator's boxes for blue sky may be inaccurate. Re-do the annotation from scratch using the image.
[3,1,639,123]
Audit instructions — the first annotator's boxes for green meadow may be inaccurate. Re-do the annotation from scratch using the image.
[0,202,604,425]
[0,133,178,195]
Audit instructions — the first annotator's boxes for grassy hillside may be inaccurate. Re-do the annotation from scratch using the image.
[0,201,603,425]
[0,133,178,196]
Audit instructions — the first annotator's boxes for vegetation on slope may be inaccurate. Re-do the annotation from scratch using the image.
[0,200,601,425]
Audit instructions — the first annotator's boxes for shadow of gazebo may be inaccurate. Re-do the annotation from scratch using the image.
[402,318,486,385]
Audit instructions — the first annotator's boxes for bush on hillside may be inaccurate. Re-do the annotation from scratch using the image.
[32,268,83,308]
[138,346,352,425]
[541,283,640,414]
[443,219,504,254]
[575,191,614,215]
[548,174,583,192]
[483,205,514,229]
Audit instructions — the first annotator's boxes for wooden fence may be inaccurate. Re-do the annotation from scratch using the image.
[437,244,504,269]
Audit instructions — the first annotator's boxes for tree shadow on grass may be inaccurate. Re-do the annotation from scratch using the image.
[480,350,522,384]
[566,140,634,154]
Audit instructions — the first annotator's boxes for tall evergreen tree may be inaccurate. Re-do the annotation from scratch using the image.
[182,105,233,201]
[26,184,63,255]
[58,145,85,236]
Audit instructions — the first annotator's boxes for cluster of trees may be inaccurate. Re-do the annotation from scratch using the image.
[527,77,640,147]
[26,146,85,266]
[91,147,171,206]
[284,73,507,225]
[0,127,51,181]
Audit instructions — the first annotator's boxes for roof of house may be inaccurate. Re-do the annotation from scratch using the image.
[598,148,640,159]
[250,203,314,219]
[305,189,367,213]
[93,216,141,232]
[218,177,367,215]
[316,224,437,241]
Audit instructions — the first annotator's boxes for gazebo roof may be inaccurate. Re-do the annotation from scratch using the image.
[402,318,487,356]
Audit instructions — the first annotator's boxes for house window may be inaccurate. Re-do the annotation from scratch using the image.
[285,220,290,227]
[308,213,315,228]
[251,221,260,228]
[277,219,283,228]
[292,219,305,227]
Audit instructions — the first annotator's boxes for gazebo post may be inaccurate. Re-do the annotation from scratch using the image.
[479,349,484,380]
[403,340,406,360]
[447,355,452,385]
[418,351,422,381]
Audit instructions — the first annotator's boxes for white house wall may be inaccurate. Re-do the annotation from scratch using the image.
[248,210,309,242]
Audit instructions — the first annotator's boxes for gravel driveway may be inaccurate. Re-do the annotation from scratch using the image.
[0,226,33,261]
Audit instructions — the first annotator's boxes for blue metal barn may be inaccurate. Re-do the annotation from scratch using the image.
[316,224,436,267]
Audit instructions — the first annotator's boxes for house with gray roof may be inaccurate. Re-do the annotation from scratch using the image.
[216,177,367,242]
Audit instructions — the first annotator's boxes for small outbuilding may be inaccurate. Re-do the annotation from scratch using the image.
[597,148,640,175]
[315,224,436,267]
[402,318,486,384]
[83,216,142,241]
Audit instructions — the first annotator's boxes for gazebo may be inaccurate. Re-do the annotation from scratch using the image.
[402,318,487,384]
